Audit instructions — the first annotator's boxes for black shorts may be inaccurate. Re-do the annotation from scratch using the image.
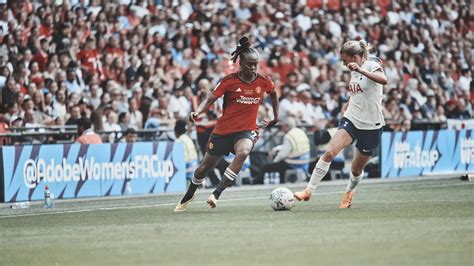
[206,130,258,157]
[338,117,382,156]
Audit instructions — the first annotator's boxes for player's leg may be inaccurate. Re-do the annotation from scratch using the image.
[339,149,371,209]
[294,127,353,201]
[197,130,221,186]
[340,128,382,208]
[174,153,221,212]
[208,135,254,208]
[347,149,371,192]
[207,131,258,208]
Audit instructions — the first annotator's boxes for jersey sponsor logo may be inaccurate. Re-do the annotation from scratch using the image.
[348,83,363,93]
[255,86,262,93]
[236,95,260,104]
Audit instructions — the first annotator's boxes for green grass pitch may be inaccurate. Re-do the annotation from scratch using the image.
[0,178,473,265]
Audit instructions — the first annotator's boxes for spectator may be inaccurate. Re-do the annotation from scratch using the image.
[0,0,469,143]
[4,102,19,125]
[65,65,84,95]
[128,97,143,129]
[118,112,130,132]
[259,117,310,184]
[383,98,403,130]
[76,37,100,80]
[279,90,301,121]
[174,119,198,183]
[124,127,138,143]
[103,110,122,143]
[448,98,471,119]
[90,109,103,132]
[432,105,448,123]
[86,83,101,109]
[457,68,471,93]
[65,104,81,126]
[52,89,67,120]
[2,77,18,107]
[98,92,112,111]
[75,117,102,145]
[33,38,49,72]
[400,119,412,132]
[22,108,46,143]
[0,110,8,145]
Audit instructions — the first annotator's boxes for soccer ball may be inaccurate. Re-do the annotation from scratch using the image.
[269,187,295,211]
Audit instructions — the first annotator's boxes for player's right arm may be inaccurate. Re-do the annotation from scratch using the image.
[189,92,219,123]
[190,78,229,123]
[347,62,387,85]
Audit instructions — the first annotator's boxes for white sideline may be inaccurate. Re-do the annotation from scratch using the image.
[0,182,472,219]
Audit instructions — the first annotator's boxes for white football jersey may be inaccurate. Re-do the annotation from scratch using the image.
[344,60,385,130]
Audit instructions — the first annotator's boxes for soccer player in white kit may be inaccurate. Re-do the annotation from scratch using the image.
[294,40,388,208]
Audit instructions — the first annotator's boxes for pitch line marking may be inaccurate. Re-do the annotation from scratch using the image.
[0,182,472,219]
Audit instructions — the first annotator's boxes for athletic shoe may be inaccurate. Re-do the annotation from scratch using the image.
[207,194,217,208]
[174,195,195,212]
[339,191,353,209]
[293,188,312,201]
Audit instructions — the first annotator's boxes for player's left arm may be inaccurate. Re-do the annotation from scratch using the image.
[261,90,279,129]
[347,63,388,85]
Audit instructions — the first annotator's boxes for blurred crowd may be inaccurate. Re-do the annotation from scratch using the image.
[0,0,472,143]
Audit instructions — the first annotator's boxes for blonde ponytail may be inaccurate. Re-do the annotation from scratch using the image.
[341,39,382,64]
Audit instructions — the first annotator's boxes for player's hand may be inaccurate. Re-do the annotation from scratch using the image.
[260,118,278,129]
[189,112,198,123]
[347,62,360,72]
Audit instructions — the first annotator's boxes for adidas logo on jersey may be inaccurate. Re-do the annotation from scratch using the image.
[236,88,242,92]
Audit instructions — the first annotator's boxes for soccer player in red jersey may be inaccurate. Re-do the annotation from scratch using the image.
[175,37,279,212]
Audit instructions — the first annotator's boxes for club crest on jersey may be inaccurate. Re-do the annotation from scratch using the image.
[348,83,363,93]
[255,86,262,93]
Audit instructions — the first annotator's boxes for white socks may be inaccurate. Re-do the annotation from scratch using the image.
[192,175,204,185]
[346,170,364,192]
[307,159,331,192]
[224,168,237,181]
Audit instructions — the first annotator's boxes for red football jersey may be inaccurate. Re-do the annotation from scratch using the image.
[212,73,274,135]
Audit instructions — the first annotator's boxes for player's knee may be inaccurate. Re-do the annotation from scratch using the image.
[324,148,339,161]
[235,147,251,159]
[195,163,211,177]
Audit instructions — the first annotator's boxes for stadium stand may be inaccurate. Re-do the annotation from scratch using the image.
[0,0,471,147]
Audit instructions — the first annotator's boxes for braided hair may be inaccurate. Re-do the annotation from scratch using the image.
[230,37,259,64]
